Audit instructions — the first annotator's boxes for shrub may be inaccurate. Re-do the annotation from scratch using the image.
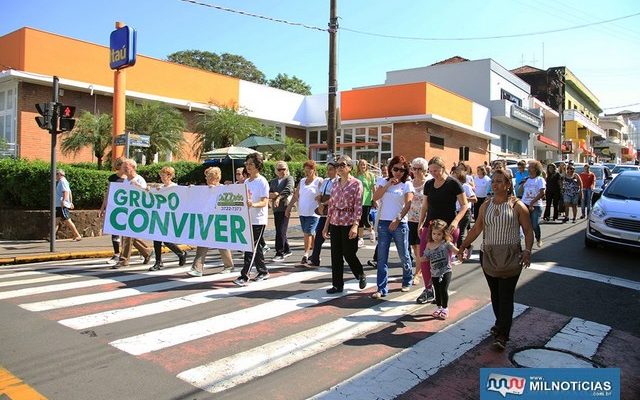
[0,159,329,209]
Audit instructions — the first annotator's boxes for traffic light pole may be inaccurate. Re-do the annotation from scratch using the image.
[49,76,59,252]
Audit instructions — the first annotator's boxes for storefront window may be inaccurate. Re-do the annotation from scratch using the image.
[355,127,366,143]
[343,128,353,143]
[368,127,378,142]
[0,86,16,156]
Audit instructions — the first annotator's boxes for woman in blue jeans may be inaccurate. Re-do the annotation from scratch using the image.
[371,155,414,298]
[518,161,546,248]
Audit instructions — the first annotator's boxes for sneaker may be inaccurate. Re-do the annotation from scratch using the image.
[300,256,308,265]
[108,255,120,264]
[148,263,163,271]
[357,238,365,248]
[233,277,248,286]
[178,251,187,266]
[416,288,435,304]
[283,252,293,259]
[253,272,270,281]
[272,255,285,262]
[112,260,128,269]
[359,274,367,289]
[326,287,343,294]
[219,265,234,274]
[306,259,320,267]
[367,260,377,268]
[401,286,411,292]
[187,268,203,277]
[537,240,543,248]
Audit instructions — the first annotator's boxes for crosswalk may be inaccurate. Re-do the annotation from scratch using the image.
[0,253,630,399]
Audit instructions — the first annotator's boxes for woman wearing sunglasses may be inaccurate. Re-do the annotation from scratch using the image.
[561,164,583,223]
[322,155,367,294]
[370,156,415,298]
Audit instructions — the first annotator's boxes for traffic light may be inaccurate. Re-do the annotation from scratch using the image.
[35,102,54,131]
[58,105,76,132]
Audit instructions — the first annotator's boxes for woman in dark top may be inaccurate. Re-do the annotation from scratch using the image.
[416,156,469,304]
[269,161,295,261]
[543,163,562,222]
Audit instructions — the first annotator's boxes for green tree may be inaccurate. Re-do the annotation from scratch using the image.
[269,137,308,162]
[267,73,312,95]
[193,107,275,158]
[60,111,113,169]
[126,101,186,165]
[167,50,266,84]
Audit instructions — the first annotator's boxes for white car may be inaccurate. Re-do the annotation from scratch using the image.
[585,170,640,250]
[610,164,640,178]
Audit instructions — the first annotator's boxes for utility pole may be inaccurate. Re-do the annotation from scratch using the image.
[327,0,338,163]
[50,76,60,252]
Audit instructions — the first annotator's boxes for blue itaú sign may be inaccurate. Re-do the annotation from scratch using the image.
[110,26,137,70]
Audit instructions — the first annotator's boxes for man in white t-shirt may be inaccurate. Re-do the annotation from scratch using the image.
[114,158,153,268]
[518,161,546,248]
[234,152,271,286]
[55,169,82,241]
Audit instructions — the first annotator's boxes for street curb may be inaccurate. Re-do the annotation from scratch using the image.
[0,245,194,266]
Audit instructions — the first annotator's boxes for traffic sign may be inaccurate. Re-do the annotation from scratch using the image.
[110,26,137,70]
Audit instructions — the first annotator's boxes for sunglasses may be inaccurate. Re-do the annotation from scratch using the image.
[277,168,286,171]
[336,163,348,168]
[392,167,406,173]
[567,168,575,171]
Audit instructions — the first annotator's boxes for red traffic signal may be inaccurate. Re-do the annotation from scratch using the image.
[60,105,76,118]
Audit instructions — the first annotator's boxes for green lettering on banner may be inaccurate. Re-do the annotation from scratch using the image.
[129,209,149,233]
[168,193,179,210]
[141,191,155,209]
[113,189,127,206]
[214,215,228,242]
[150,211,169,235]
[196,214,215,240]
[188,213,196,239]
[109,207,128,230]
[129,190,141,207]
[155,195,167,209]
[171,212,189,237]
[230,215,248,244]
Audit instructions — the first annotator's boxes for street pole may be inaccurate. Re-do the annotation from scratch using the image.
[50,76,60,252]
[327,0,338,163]
[112,21,127,165]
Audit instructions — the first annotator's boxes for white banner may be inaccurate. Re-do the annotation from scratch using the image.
[103,183,253,252]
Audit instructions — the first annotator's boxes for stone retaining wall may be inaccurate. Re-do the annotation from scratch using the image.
[0,209,103,240]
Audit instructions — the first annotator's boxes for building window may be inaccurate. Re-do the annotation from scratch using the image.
[0,85,17,157]
[430,135,444,149]
[501,89,522,107]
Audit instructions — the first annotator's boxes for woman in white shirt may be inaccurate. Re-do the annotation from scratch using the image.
[286,160,323,265]
[473,165,491,221]
[407,157,432,285]
[371,155,415,298]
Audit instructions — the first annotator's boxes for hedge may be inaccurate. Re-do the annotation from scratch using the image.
[0,159,328,210]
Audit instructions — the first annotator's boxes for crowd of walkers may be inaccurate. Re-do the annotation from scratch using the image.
[56,153,566,351]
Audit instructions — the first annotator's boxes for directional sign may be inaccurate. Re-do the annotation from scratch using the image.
[115,133,150,148]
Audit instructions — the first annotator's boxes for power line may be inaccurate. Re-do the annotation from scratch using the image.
[602,102,640,110]
[178,0,327,32]
[341,11,640,41]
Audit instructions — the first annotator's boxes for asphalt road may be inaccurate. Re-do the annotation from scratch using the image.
[0,218,637,399]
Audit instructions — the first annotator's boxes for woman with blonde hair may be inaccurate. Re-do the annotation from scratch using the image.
[188,166,234,276]
[150,166,187,270]
[355,159,377,246]
[407,157,431,284]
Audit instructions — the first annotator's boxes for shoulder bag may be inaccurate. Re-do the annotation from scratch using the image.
[481,198,522,278]
[314,179,331,216]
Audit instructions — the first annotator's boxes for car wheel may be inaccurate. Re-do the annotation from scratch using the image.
[584,234,597,249]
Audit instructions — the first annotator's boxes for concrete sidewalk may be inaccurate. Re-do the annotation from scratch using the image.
[0,212,304,265]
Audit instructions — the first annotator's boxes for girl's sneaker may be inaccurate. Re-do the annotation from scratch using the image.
[369,230,376,242]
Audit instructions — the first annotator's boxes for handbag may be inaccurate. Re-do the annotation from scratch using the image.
[481,243,522,278]
[314,179,331,216]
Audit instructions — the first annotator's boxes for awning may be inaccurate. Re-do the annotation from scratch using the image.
[537,134,559,148]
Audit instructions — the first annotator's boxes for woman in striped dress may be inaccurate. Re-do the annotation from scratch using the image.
[458,169,533,350]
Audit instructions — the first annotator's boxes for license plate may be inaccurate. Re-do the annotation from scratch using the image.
[620,232,640,242]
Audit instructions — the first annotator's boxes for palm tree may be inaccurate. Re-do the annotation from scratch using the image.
[270,137,308,162]
[126,101,187,164]
[193,106,274,158]
[60,111,113,168]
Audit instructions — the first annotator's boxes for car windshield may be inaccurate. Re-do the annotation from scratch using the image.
[612,165,640,174]
[604,175,640,200]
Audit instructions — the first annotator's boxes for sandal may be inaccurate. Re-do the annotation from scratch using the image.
[370,291,385,299]
[432,309,442,318]
[438,309,448,320]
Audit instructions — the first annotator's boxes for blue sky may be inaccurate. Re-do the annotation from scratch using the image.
[4,0,640,112]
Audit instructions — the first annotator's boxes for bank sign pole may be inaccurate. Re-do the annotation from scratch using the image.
[110,22,137,165]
